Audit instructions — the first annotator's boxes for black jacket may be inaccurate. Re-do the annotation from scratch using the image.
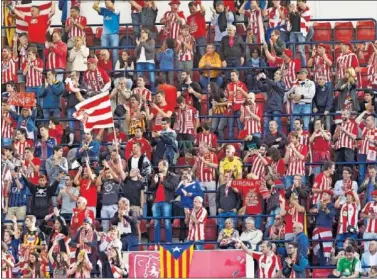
[263,131,288,154]
[220,34,245,61]
[149,172,180,203]
[257,78,286,113]
[216,184,241,211]
[40,215,69,251]
[111,210,138,236]
[313,82,333,112]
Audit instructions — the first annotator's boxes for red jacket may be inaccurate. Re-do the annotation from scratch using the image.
[70,207,95,232]
[44,40,68,70]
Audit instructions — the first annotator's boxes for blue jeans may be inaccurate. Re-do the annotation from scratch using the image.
[200,76,223,93]
[306,26,314,42]
[228,110,243,140]
[358,154,367,185]
[152,202,172,243]
[136,62,156,93]
[101,33,119,68]
[225,58,241,81]
[289,32,306,67]
[285,175,306,190]
[264,111,282,137]
[211,115,227,140]
[217,211,238,231]
[336,232,357,249]
[196,36,207,57]
[2,138,13,147]
[43,108,60,120]
[121,234,139,251]
[67,107,77,132]
[131,13,141,39]
[291,103,312,131]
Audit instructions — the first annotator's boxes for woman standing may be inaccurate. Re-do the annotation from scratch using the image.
[335,67,360,112]
[67,250,93,278]
[135,28,156,93]
[208,82,228,140]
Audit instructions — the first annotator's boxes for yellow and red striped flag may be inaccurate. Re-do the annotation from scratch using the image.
[159,244,194,278]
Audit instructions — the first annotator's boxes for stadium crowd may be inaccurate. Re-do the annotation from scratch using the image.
[1,0,377,278]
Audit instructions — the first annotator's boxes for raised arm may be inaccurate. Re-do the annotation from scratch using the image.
[93,0,101,13]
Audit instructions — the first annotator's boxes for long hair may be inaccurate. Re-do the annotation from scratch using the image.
[345,67,357,85]
[209,82,224,102]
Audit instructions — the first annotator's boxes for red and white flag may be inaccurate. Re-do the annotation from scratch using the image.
[14,1,52,33]
[73,92,114,133]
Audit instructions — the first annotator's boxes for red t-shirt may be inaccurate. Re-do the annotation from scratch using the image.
[176,157,195,168]
[79,178,97,207]
[24,158,42,184]
[24,15,49,44]
[125,137,152,160]
[187,11,206,38]
[97,59,113,74]
[49,125,63,145]
[105,131,127,145]
[151,104,174,131]
[155,182,165,203]
[157,84,177,108]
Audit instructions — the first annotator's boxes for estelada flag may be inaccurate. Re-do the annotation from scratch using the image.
[73,92,114,133]
[159,244,194,278]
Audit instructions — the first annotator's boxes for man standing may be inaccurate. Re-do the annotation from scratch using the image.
[263,0,288,42]
[286,69,315,132]
[336,41,360,83]
[149,160,179,243]
[96,167,121,232]
[307,44,333,83]
[124,126,152,160]
[220,25,245,77]
[312,75,333,130]
[44,31,67,81]
[361,191,377,251]
[192,142,219,216]
[65,6,87,48]
[187,1,206,59]
[356,111,377,185]
[292,222,309,258]
[282,242,308,278]
[358,166,377,205]
[284,132,308,188]
[310,119,332,177]
[177,70,202,111]
[219,145,243,183]
[225,70,248,139]
[236,240,283,278]
[76,131,100,165]
[361,241,377,277]
[83,58,111,97]
[187,196,207,250]
[160,0,186,40]
[125,142,152,187]
[34,126,57,171]
[240,93,263,140]
[243,144,270,180]
[93,0,120,67]
[311,161,335,205]
[216,171,241,230]
[334,110,358,180]
[70,197,95,235]
[174,96,199,142]
[333,167,358,206]
[46,145,68,185]
[256,71,286,137]
[148,91,173,132]
[211,1,235,47]
[310,189,336,265]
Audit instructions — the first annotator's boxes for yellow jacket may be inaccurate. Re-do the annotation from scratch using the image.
[199,52,222,78]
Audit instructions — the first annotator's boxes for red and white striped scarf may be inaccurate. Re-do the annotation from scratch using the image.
[365,128,377,161]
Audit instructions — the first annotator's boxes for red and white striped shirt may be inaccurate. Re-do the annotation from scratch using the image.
[176,34,195,61]
[24,158,42,185]
[299,131,310,147]
[367,52,377,87]
[362,201,377,233]
[275,57,299,89]
[1,254,14,278]
[132,87,152,102]
[284,203,305,233]
[336,51,360,80]
[298,6,311,37]
[225,81,248,111]
[173,105,198,135]
[18,45,28,69]
[266,6,287,29]
[2,113,14,139]
[83,67,111,92]
[194,132,218,150]
[247,154,271,179]
[312,172,332,205]
[23,59,43,87]
[2,57,18,84]
[358,123,377,155]
[286,144,308,176]
[244,9,265,43]
[312,54,332,83]
[162,11,186,40]
[338,202,360,234]
[241,104,262,135]
[13,140,34,159]
[44,41,67,70]
[66,16,87,38]
[188,207,207,241]
[335,121,358,150]
[252,252,282,278]
[195,152,218,182]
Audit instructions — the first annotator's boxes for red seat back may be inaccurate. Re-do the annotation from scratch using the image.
[356,20,376,41]
[313,22,332,42]
[312,269,333,278]
[334,22,354,42]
